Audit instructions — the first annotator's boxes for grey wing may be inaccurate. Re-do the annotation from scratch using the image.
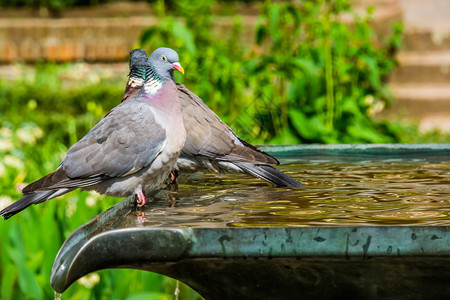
[177,83,235,158]
[177,83,278,165]
[62,100,166,179]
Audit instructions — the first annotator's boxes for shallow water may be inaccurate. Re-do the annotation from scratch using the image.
[116,157,450,227]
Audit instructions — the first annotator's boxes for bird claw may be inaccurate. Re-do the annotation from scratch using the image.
[169,194,177,207]
[137,210,146,223]
[169,170,179,184]
[136,190,147,207]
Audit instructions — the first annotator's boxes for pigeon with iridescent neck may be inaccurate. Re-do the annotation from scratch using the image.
[123,49,302,187]
[122,48,148,102]
[0,47,186,220]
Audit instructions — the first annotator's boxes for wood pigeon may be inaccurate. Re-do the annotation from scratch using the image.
[0,48,186,219]
[124,49,302,188]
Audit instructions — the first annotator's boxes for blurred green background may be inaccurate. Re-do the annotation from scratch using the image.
[0,0,449,299]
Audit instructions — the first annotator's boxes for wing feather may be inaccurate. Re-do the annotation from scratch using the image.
[63,100,166,179]
[177,83,278,165]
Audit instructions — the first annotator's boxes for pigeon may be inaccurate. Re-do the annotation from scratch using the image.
[123,49,302,188]
[0,47,186,220]
[122,49,148,102]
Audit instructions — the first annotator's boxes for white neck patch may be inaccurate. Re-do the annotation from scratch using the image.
[143,77,163,96]
[130,77,144,88]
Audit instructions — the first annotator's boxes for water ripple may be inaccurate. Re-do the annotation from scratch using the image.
[122,158,450,227]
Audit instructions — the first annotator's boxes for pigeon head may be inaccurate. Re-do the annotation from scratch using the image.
[146,47,184,82]
[129,49,148,80]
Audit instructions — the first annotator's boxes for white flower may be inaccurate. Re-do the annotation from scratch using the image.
[15,182,28,193]
[32,126,43,140]
[368,101,385,116]
[16,126,43,145]
[0,127,12,138]
[16,128,32,143]
[4,155,24,170]
[0,163,5,177]
[0,195,13,210]
[85,191,101,208]
[65,198,77,218]
[0,139,14,152]
[364,94,375,106]
[78,273,100,289]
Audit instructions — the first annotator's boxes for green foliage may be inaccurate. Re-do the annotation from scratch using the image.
[140,0,404,144]
[0,63,123,145]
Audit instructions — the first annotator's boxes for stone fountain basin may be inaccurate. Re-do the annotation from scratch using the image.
[50,144,450,299]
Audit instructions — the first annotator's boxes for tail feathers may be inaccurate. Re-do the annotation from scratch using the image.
[236,163,303,188]
[0,191,55,220]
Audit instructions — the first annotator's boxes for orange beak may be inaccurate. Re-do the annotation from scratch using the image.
[172,62,184,74]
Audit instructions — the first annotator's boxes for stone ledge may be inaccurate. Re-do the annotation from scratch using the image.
[0,17,158,63]
[0,0,401,63]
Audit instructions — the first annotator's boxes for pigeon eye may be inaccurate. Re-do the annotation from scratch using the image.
[160,56,166,61]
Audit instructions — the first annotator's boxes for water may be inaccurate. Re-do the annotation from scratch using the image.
[111,157,450,228]
[54,291,62,300]
[174,280,180,300]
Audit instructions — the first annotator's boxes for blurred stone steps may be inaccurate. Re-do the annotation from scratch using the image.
[402,30,450,52]
[386,85,450,130]
[382,0,450,133]
[381,88,450,132]
[390,51,450,84]
[386,55,450,132]
[390,84,450,102]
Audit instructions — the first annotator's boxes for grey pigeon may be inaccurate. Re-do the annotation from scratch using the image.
[123,49,302,188]
[0,47,186,220]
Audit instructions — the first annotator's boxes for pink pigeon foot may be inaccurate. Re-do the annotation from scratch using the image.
[136,189,147,207]
[167,193,177,207]
[169,170,179,184]
[137,210,146,223]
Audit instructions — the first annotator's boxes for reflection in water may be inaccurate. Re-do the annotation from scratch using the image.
[113,158,450,228]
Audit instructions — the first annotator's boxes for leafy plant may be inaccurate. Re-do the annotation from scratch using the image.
[140,0,403,144]
[250,0,404,143]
